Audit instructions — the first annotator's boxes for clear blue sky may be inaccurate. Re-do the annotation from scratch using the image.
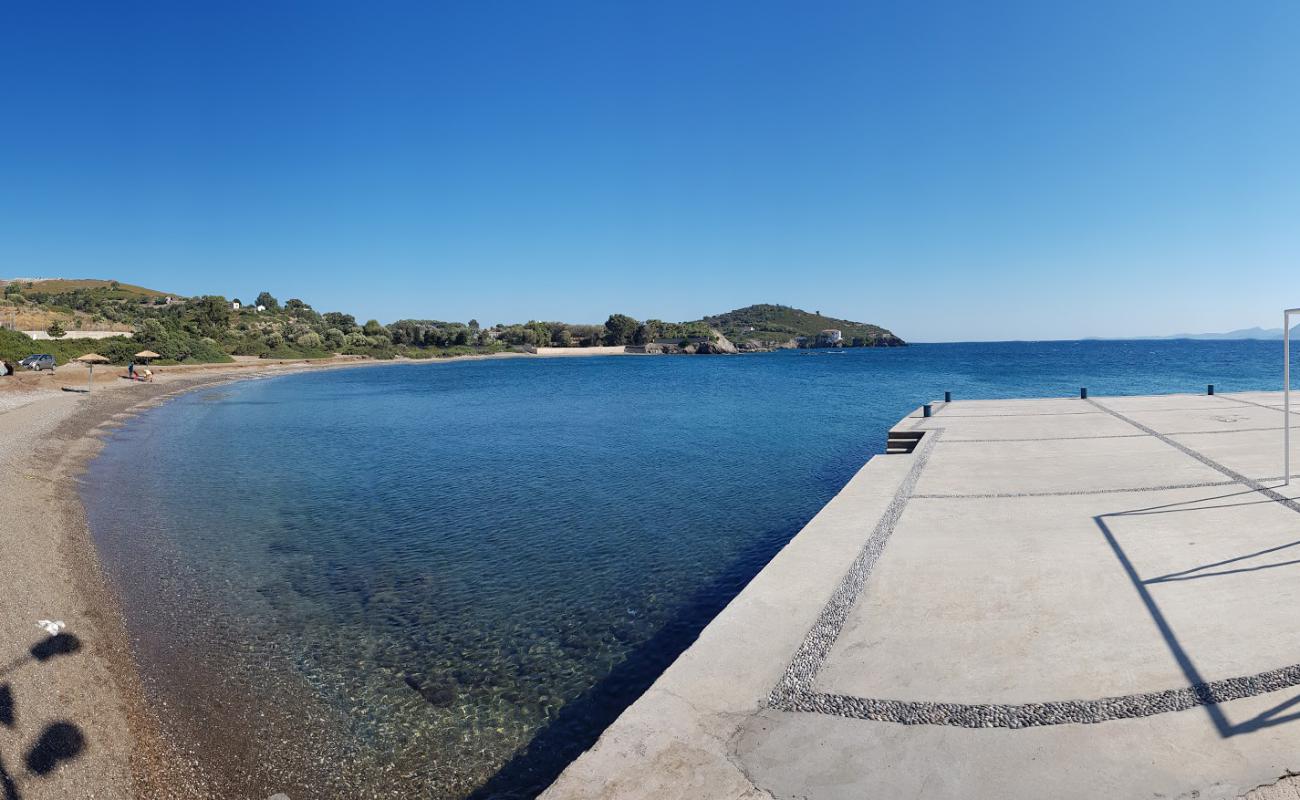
[3,1,1299,341]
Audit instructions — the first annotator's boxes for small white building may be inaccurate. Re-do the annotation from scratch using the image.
[231,300,241,310]
[817,329,843,345]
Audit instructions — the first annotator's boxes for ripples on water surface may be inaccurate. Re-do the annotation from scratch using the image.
[82,341,1294,797]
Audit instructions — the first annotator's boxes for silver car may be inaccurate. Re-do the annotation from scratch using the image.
[22,354,56,372]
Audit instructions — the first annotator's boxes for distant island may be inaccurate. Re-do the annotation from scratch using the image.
[0,279,904,367]
[1082,325,1300,341]
[703,304,905,350]
[1133,326,1300,341]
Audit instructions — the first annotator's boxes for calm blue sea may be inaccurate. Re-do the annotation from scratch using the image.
[81,340,1294,798]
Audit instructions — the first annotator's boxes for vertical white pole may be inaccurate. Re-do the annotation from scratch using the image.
[1286,310,1291,486]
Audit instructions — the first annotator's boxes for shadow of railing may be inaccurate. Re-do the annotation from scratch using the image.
[1097,488,1300,738]
[0,634,88,800]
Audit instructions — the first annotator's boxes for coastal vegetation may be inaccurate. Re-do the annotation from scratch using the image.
[0,279,903,366]
[703,304,905,348]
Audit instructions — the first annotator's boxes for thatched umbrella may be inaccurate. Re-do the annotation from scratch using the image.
[133,350,161,381]
[75,353,110,394]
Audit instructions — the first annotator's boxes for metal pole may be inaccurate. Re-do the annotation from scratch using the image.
[1287,309,1295,485]
[87,364,93,395]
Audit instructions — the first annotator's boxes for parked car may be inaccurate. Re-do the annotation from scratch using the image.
[21,354,56,372]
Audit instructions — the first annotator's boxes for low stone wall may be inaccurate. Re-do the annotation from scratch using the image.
[22,330,129,341]
[533,345,630,357]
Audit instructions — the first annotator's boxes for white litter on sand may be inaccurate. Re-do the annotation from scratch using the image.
[36,619,66,636]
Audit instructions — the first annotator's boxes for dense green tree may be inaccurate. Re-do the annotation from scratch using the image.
[138,318,165,341]
[363,319,387,337]
[46,320,66,339]
[389,319,427,346]
[255,291,279,310]
[526,321,551,347]
[189,295,232,337]
[323,311,358,332]
[603,314,638,346]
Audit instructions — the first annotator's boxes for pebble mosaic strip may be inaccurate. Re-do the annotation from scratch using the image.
[769,431,939,700]
[769,407,1300,727]
[782,660,1300,727]
[1088,399,1300,515]
[1219,395,1300,416]
[912,478,1241,500]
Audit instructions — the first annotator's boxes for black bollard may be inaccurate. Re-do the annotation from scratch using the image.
[1208,384,1215,395]
[1080,387,1088,399]
[944,391,952,403]
[922,403,932,418]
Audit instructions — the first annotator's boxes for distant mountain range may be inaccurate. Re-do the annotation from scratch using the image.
[1125,325,1300,341]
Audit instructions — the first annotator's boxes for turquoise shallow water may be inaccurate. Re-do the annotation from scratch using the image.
[81,341,1296,797]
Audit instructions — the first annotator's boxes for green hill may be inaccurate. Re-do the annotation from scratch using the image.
[702,304,904,347]
[4,278,176,301]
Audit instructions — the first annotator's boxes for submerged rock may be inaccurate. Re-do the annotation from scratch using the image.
[403,674,457,707]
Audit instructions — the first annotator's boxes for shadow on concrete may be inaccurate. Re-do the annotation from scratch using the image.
[467,531,793,799]
[1097,490,1300,737]
[0,635,89,800]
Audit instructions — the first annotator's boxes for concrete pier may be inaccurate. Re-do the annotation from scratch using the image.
[542,391,1300,800]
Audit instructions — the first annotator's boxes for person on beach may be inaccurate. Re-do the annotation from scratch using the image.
[142,368,153,382]
[127,361,135,380]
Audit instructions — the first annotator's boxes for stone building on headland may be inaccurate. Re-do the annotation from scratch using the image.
[814,329,843,347]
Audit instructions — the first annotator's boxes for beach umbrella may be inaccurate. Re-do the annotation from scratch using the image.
[75,353,110,394]
[134,350,161,381]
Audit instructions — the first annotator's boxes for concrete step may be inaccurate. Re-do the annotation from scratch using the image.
[885,429,926,454]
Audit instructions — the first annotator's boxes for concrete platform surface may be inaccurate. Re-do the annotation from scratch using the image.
[541,392,1300,800]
